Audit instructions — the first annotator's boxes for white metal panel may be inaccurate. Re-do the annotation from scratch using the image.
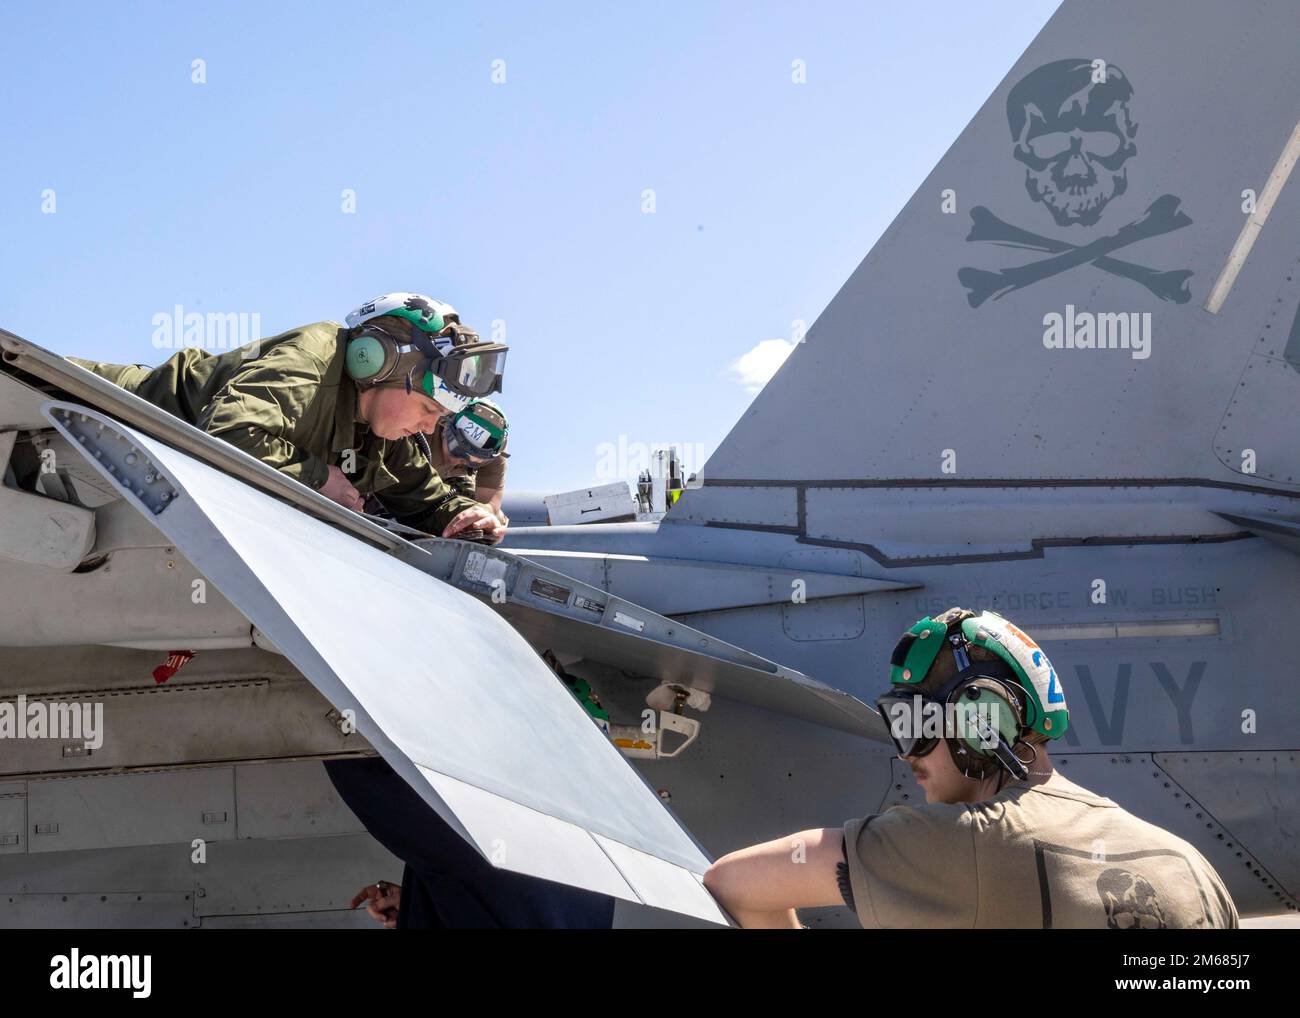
[592,834,731,926]
[418,768,637,901]
[0,430,95,571]
[669,484,798,527]
[544,483,636,525]
[47,404,723,922]
[193,832,401,919]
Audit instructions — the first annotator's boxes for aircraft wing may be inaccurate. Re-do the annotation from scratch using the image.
[42,401,728,925]
[401,539,887,739]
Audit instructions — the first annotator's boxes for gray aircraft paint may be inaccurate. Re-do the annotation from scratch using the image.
[696,1,1300,488]
[1286,297,1300,371]
[2,0,1298,926]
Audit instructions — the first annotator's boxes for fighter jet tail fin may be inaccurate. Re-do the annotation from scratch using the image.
[689,1,1300,503]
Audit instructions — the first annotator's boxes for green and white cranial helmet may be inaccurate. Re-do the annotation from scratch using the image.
[343,292,508,412]
[878,607,1069,782]
[345,291,458,335]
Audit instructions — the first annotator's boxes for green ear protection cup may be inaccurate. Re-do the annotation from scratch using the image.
[946,676,1030,779]
[345,327,435,395]
[345,331,394,382]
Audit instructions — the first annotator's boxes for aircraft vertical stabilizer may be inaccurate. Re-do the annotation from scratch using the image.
[687,0,1300,494]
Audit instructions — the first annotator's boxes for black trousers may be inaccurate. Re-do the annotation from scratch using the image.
[324,757,616,929]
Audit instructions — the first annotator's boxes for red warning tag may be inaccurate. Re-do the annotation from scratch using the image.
[152,650,196,685]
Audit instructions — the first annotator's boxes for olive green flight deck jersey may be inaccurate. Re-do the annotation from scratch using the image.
[70,322,478,535]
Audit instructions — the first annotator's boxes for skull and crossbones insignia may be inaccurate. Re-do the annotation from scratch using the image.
[959,59,1193,308]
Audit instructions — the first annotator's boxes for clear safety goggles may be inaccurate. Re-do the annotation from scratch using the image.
[417,343,507,401]
[387,321,507,404]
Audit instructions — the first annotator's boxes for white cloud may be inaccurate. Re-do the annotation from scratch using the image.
[729,338,796,393]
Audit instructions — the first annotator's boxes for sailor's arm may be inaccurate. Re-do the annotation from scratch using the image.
[473,455,507,517]
[445,471,478,500]
[377,438,503,539]
[453,459,508,531]
[195,345,335,492]
[703,827,845,928]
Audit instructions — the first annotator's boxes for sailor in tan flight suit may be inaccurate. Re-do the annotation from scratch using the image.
[423,397,510,532]
[703,607,1239,929]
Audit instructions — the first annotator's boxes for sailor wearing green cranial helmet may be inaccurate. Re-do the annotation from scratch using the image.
[344,292,508,414]
[424,398,511,532]
[877,606,1069,790]
[702,605,1237,930]
[445,398,509,462]
[67,291,506,543]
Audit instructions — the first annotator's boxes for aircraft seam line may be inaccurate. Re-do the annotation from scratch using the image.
[699,522,1253,567]
[701,477,1300,498]
[1151,755,1299,908]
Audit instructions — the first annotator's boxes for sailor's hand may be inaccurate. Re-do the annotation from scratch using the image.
[490,507,509,543]
[321,465,365,513]
[442,505,504,543]
[350,879,400,928]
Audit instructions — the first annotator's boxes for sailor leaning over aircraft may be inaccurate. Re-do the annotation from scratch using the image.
[404,396,511,534]
[67,291,506,543]
[53,292,617,927]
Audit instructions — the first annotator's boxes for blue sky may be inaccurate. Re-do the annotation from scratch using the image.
[0,1,1059,491]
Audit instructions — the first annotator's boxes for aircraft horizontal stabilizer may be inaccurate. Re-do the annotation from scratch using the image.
[43,402,728,924]
[1214,511,1300,557]
[491,548,918,615]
